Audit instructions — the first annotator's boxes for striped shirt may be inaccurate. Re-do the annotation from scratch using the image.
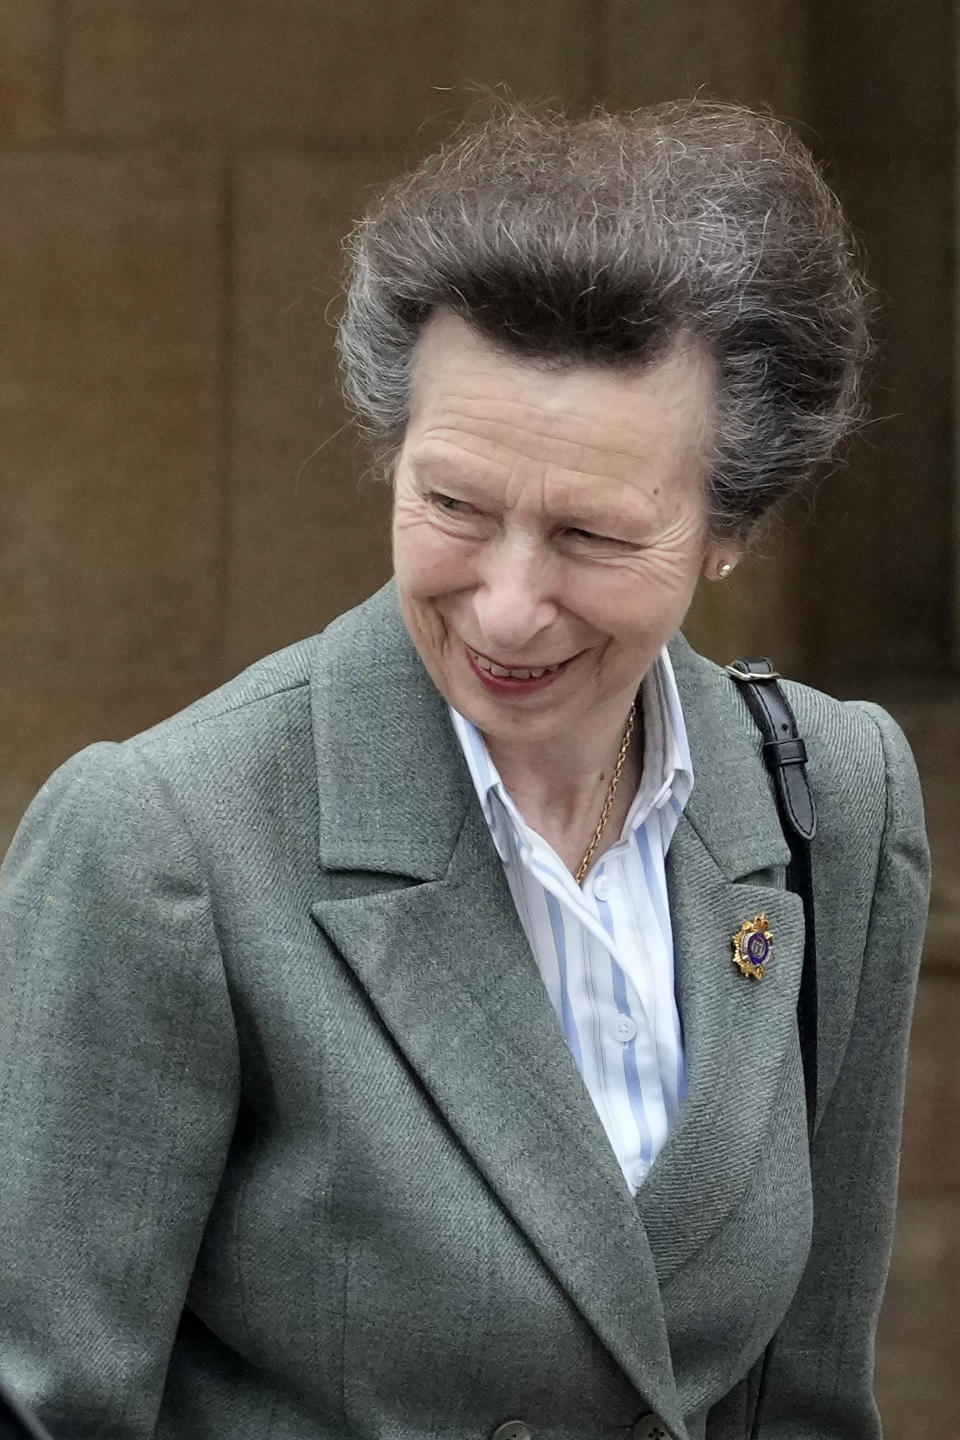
[449,650,693,1194]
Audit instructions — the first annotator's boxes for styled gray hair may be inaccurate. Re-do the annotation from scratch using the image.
[337,100,871,538]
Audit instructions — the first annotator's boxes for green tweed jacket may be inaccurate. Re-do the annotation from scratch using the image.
[0,582,929,1440]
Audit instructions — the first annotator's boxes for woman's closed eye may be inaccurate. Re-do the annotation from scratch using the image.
[424,492,639,549]
[565,526,639,550]
[428,492,480,516]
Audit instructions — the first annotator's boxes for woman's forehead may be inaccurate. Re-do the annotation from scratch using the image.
[406,313,716,489]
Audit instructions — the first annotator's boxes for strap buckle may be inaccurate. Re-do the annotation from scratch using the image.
[725,661,783,682]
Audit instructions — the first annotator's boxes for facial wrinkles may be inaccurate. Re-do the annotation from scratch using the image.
[401,384,709,555]
[417,411,676,506]
[418,371,705,517]
[404,326,707,558]
[412,336,711,457]
[426,464,702,592]
[416,407,676,501]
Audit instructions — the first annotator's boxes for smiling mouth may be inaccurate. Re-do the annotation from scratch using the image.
[466,646,570,680]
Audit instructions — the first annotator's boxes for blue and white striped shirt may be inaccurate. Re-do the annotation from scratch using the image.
[449,650,693,1194]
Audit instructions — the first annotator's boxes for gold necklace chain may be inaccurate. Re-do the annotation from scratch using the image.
[575,703,636,886]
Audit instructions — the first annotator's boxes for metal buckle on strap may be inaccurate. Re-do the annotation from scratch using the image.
[724,662,783,682]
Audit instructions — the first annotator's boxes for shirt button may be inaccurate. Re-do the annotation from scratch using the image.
[629,1160,649,1189]
[632,1414,669,1440]
[614,1014,637,1043]
[491,1424,532,1440]
[593,874,611,900]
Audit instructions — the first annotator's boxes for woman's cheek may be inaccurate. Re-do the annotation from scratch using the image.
[404,533,480,598]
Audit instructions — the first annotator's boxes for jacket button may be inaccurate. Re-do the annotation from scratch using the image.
[491,1424,532,1440]
[632,1415,669,1440]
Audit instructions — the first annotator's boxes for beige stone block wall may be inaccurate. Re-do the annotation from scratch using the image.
[64,0,597,143]
[603,0,806,115]
[800,0,955,682]
[228,149,398,670]
[0,0,844,848]
[878,1196,960,1439]
[0,147,221,849]
[2,0,609,855]
[871,697,960,1434]
[0,5,58,139]
[876,682,960,1435]
[899,977,960,1194]
[894,694,960,971]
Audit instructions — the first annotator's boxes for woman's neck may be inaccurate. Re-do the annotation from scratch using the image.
[483,707,644,878]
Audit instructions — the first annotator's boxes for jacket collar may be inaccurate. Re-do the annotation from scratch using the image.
[313,580,791,884]
[669,629,792,878]
[312,583,473,879]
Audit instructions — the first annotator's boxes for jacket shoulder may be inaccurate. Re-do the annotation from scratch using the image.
[121,583,397,764]
[780,678,923,835]
[3,634,324,883]
[90,588,391,772]
[693,645,917,803]
[130,634,320,750]
[5,587,401,872]
[685,643,925,859]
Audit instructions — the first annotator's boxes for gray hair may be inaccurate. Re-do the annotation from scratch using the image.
[337,100,872,539]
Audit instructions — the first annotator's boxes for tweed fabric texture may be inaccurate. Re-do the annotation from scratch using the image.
[0,582,929,1440]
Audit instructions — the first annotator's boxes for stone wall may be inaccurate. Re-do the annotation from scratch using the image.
[0,0,816,846]
[0,3,956,1434]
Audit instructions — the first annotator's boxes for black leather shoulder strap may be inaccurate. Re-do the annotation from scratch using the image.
[726,657,818,1140]
[724,658,816,842]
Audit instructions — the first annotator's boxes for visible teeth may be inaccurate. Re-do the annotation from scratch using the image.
[471,650,561,679]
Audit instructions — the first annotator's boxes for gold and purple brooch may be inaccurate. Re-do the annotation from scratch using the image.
[731,914,773,979]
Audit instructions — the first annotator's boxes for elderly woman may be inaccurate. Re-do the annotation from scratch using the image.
[0,102,929,1440]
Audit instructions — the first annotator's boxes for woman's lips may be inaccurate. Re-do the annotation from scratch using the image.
[465,645,572,695]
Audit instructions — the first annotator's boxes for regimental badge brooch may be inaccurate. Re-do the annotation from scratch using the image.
[732,914,773,979]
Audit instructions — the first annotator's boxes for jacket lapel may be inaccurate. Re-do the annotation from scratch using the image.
[636,639,806,1292]
[639,820,805,1277]
[309,586,684,1435]
[312,815,688,1434]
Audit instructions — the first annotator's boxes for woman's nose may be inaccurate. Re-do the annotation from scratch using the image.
[470,537,559,653]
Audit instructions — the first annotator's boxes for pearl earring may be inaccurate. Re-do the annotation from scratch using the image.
[718,562,733,579]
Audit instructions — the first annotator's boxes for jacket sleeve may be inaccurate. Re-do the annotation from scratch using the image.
[710,703,930,1440]
[0,742,240,1440]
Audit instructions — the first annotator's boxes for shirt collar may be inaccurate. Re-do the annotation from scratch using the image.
[448,647,695,857]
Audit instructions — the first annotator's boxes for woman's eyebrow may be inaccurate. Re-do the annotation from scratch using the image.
[416,474,642,536]
[409,456,507,496]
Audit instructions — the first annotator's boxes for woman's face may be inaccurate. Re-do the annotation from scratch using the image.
[392,312,736,749]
